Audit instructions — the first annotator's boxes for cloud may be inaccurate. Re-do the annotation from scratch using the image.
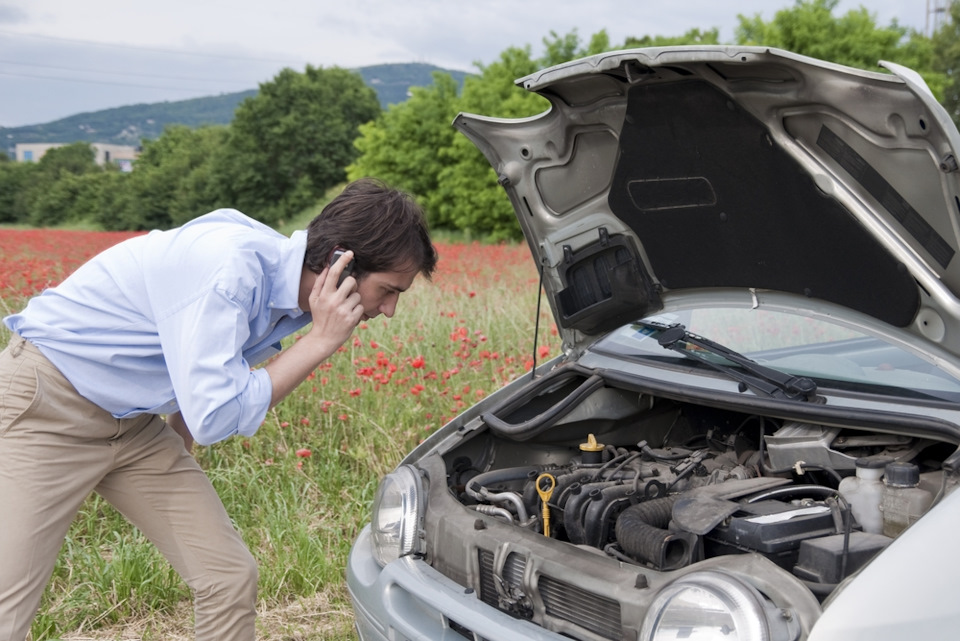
[0,3,27,24]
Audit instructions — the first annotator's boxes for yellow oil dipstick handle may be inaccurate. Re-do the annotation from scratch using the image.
[536,473,556,537]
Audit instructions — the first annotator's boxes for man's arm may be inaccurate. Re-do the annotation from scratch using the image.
[165,253,359,445]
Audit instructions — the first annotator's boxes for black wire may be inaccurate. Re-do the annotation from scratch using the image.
[835,494,852,581]
[530,264,545,381]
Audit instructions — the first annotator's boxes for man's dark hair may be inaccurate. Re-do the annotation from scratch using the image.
[304,178,437,280]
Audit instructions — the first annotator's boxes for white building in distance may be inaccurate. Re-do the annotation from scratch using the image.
[14,142,140,172]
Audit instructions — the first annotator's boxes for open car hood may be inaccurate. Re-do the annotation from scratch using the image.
[454,46,960,358]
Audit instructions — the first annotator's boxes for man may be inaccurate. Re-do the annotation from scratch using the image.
[0,178,437,640]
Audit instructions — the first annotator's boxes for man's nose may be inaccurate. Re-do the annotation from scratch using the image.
[380,295,398,318]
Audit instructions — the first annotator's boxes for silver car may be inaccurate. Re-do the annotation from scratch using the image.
[347,46,960,641]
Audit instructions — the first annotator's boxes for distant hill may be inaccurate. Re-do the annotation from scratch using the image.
[358,63,469,108]
[0,62,470,155]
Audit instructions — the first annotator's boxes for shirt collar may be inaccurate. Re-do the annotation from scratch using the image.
[268,230,307,316]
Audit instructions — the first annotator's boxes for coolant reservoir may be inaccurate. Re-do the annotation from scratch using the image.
[881,461,933,537]
[838,458,886,534]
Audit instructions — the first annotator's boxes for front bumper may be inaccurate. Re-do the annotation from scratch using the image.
[347,525,569,641]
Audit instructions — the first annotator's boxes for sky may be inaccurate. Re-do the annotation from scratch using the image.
[0,0,943,128]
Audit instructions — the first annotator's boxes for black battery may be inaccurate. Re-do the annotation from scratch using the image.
[704,500,839,569]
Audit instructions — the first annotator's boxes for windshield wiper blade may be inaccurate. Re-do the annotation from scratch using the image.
[642,321,819,402]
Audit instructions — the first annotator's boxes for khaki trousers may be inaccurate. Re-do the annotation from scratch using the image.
[0,336,257,641]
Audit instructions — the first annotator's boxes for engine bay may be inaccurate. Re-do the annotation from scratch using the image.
[435,366,958,603]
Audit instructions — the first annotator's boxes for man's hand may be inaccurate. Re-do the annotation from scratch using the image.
[167,411,194,452]
[304,249,364,352]
[264,250,363,408]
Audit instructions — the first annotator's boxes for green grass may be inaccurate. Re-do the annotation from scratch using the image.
[1,237,558,640]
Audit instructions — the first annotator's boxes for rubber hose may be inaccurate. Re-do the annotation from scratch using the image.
[466,466,540,499]
[615,495,687,570]
[583,484,640,548]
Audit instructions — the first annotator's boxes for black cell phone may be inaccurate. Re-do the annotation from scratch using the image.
[330,247,355,287]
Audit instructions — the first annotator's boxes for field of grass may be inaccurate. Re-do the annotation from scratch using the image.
[0,228,560,640]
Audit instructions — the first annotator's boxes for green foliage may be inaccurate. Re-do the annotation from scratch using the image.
[28,171,103,227]
[431,46,548,240]
[17,143,101,227]
[84,171,134,231]
[32,142,98,177]
[933,2,960,126]
[348,72,461,204]
[624,27,721,47]
[103,125,230,230]
[351,44,552,239]
[0,161,34,223]
[217,66,382,226]
[734,0,948,104]
[735,0,944,92]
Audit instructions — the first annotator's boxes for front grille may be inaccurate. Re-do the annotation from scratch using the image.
[477,549,532,619]
[477,548,623,640]
[539,575,623,640]
[478,549,497,607]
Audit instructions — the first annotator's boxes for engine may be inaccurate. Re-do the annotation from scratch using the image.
[448,405,948,597]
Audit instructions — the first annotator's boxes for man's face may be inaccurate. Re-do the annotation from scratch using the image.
[355,268,419,321]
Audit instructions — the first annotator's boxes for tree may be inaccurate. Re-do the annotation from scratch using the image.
[347,72,461,209]
[624,27,721,48]
[31,143,98,178]
[19,143,101,226]
[217,66,382,226]
[0,161,34,223]
[428,45,547,239]
[736,0,944,97]
[104,125,230,230]
[933,1,960,126]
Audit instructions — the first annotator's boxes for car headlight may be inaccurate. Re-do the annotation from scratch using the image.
[370,464,423,566]
[641,571,794,641]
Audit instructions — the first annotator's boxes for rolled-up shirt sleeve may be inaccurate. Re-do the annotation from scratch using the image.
[156,284,273,446]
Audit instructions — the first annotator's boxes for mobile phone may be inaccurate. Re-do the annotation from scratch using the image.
[329,247,356,287]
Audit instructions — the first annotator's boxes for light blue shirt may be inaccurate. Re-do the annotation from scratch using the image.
[4,209,312,445]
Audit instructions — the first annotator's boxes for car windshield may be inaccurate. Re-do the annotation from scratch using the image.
[592,308,960,403]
